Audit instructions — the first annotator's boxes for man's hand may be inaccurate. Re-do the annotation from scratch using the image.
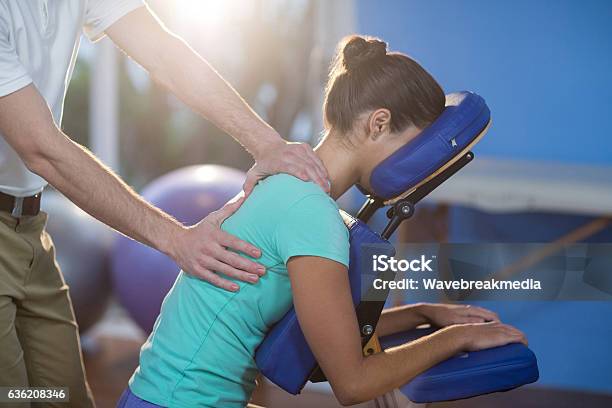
[170,195,265,292]
[243,140,330,196]
[421,303,500,327]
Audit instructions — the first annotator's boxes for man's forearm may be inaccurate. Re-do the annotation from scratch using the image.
[106,8,281,158]
[31,128,182,257]
[155,35,278,156]
[106,8,330,196]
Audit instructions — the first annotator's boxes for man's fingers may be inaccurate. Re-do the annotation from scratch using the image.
[302,164,329,192]
[254,142,330,193]
[281,145,329,192]
[218,230,262,259]
[298,143,328,177]
[285,160,329,192]
[216,245,265,276]
[298,144,329,188]
[204,258,260,284]
[195,268,239,292]
[285,162,310,182]
[190,252,262,290]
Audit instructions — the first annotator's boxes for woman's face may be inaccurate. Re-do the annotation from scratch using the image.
[353,112,422,193]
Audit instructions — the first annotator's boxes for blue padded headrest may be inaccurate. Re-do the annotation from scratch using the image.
[369,91,490,200]
[255,211,395,394]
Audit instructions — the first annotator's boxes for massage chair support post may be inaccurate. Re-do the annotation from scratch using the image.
[354,151,474,352]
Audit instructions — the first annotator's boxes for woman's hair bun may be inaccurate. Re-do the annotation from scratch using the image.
[342,35,387,71]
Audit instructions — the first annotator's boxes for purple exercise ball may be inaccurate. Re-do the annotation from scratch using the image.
[43,191,114,333]
[111,165,246,333]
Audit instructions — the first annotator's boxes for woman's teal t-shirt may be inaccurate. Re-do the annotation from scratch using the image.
[129,174,350,407]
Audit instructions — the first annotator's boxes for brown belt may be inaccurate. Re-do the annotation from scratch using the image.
[0,191,42,217]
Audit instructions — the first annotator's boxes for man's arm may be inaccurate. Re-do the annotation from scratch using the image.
[288,256,527,405]
[105,6,329,195]
[0,85,264,291]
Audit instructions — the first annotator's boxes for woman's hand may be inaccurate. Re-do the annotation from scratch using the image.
[170,194,266,292]
[420,303,500,327]
[243,140,330,196]
[448,321,528,352]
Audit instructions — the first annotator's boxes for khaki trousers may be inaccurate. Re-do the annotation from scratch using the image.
[0,211,94,407]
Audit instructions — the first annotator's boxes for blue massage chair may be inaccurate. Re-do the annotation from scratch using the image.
[256,92,539,404]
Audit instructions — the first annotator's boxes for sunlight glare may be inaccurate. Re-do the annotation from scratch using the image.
[176,0,238,28]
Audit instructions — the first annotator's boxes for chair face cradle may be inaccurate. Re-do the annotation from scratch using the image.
[255,92,539,402]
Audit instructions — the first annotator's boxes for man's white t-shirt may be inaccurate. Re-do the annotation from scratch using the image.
[0,0,142,197]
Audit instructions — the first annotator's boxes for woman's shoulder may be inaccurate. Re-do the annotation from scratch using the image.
[233,174,347,241]
[255,174,333,208]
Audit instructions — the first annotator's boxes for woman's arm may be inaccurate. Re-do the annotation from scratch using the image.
[375,304,429,337]
[288,256,527,406]
[376,303,501,337]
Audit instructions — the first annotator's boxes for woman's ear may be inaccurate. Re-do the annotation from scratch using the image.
[367,109,392,141]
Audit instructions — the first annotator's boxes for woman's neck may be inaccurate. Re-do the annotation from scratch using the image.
[314,132,360,200]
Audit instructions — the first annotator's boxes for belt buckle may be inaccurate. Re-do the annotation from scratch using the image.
[11,197,24,218]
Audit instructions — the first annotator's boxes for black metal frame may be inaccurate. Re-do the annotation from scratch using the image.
[309,151,474,383]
